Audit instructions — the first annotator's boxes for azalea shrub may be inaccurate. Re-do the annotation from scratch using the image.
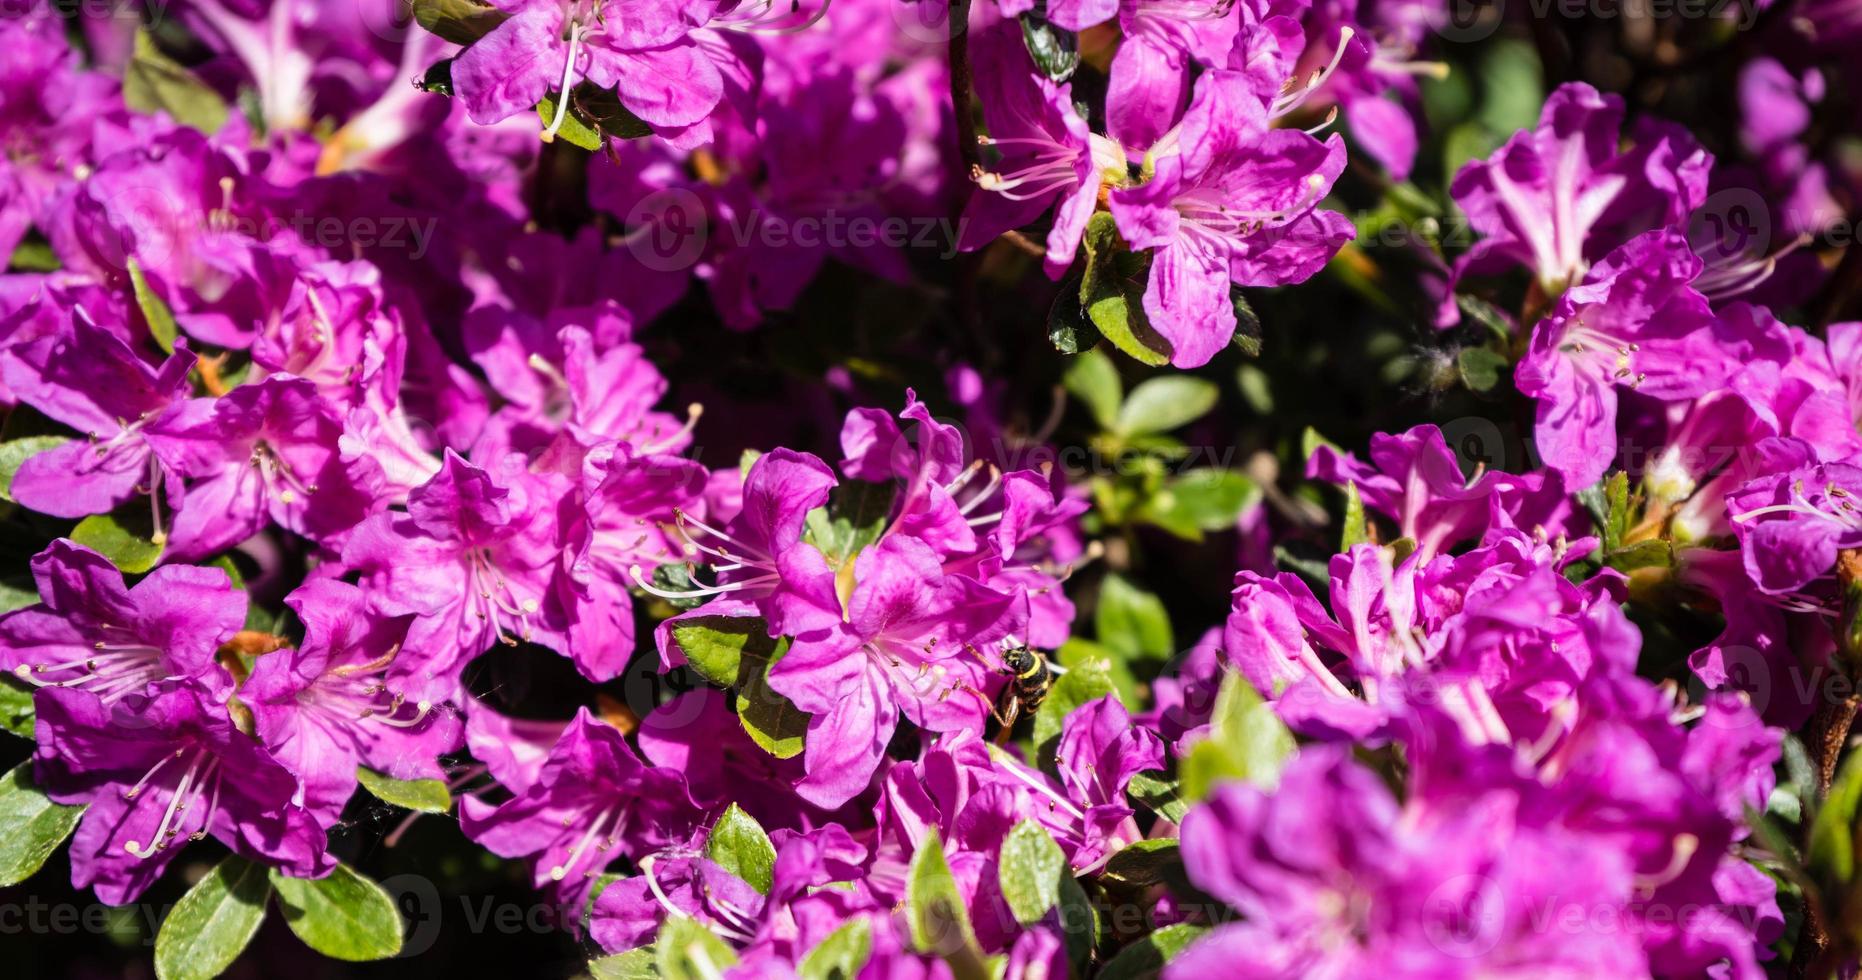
[0,0,1859,976]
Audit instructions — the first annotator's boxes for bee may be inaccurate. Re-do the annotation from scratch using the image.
[986,643,1054,743]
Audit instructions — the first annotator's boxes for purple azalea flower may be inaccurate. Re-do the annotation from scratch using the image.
[960,19,1126,278]
[451,0,725,143]
[766,534,1024,808]
[1514,229,1731,488]
[53,126,278,349]
[1170,746,1650,978]
[1103,0,1244,150]
[1306,423,1504,561]
[4,310,193,520]
[1442,81,1710,325]
[0,10,122,260]
[987,695,1164,872]
[343,451,567,701]
[590,852,768,951]
[34,685,333,905]
[0,541,240,706]
[1109,70,1352,367]
[243,579,465,822]
[460,708,703,898]
[1725,439,1862,595]
[144,376,377,560]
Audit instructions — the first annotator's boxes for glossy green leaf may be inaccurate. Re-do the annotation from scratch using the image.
[1063,348,1122,430]
[1457,346,1507,392]
[667,615,766,687]
[708,804,777,895]
[0,763,85,886]
[0,677,33,738]
[1100,838,1181,888]
[125,31,229,134]
[357,766,453,814]
[0,435,69,502]
[998,820,1067,925]
[1095,573,1173,661]
[1098,923,1210,980]
[588,947,658,980]
[736,636,808,759]
[1142,468,1255,540]
[270,863,404,961]
[1018,11,1079,81]
[1126,769,1188,823]
[907,832,987,980]
[154,856,271,980]
[1117,377,1219,436]
[1340,481,1370,551]
[1080,214,1171,367]
[797,919,873,980]
[412,0,510,44]
[656,915,739,980]
[127,258,179,353]
[1180,671,1295,801]
[1032,655,1116,749]
[71,514,163,574]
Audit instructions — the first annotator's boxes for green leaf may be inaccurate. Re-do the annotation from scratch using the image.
[1063,349,1123,430]
[1100,838,1181,888]
[127,258,179,353]
[1229,288,1262,357]
[71,514,163,574]
[1598,471,1632,554]
[538,84,655,149]
[708,804,777,895]
[1080,214,1171,367]
[650,564,709,610]
[357,766,453,814]
[1098,923,1210,980]
[269,863,404,961]
[0,677,34,738]
[8,237,59,273]
[1032,656,1116,749]
[1141,469,1255,541]
[1180,671,1295,802]
[1095,573,1173,661]
[1605,538,1672,573]
[1018,11,1080,80]
[1057,875,1098,970]
[657,916,740,980]
[1340,481,1371,551]
[0,763,86,886]
[1047,285,1100,355]
[413,0,511,44]
[154,856,272,980]
[998,820,1068,925]
[589,947,658,980]
[125,31,229,134]
[1126,769,1188,823]
[797,919,873,980]
[1811,749,1862,884]
[907,831,987,979]
[667,615,766,687]
[1116,377,1219,436]
[0,435,69,502]
[1457,347,1507,393]
[805,479,896,567]
[736,636,808,759]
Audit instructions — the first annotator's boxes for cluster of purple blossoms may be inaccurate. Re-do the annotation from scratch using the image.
[1,0,1860,975]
